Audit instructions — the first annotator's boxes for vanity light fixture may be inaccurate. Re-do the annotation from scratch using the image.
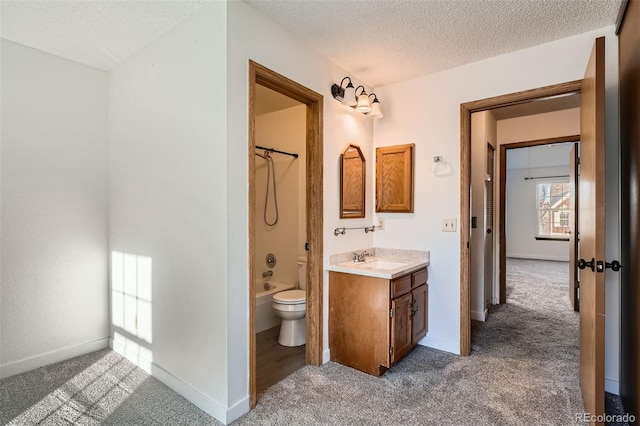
[331,77,357,106]
[368,94,383,119]
[331,76,383,119]
[354,86,371,113]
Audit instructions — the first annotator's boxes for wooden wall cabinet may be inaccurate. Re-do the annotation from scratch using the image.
[329,267,428,376]
[376,144,414,213]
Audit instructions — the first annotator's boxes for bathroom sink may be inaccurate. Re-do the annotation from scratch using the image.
[357,260,409,270]
[328,249,430,279]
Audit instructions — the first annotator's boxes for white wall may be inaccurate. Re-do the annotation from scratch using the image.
[470,111,497,321]
[255,105,306,288]
[107,2,233,421]
[0,40,109,377]
[506,166,571,261]
[226,1,375,417]
[373,25,620,390]
[498,108,581,143]
[498,109,580,262]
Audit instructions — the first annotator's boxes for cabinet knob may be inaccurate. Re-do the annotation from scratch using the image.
[410,300,418,316]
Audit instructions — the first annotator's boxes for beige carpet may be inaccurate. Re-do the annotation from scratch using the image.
[3,259,626,425]
[236,258,583,425]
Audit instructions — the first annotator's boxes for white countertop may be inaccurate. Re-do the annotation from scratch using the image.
[327,249,429,279]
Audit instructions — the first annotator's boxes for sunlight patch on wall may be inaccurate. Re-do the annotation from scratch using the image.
[111,251,152,343]
[112,332,153,373]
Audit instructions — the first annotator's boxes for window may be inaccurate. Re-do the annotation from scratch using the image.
[537,182,571,238]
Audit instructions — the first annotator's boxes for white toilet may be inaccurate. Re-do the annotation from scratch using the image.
[272,256,307,346]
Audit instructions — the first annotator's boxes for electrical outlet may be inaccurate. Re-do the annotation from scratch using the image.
[442,218,457,232]
[376,217,385,230]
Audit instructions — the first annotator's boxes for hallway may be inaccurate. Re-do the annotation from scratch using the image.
[475,258,577,356]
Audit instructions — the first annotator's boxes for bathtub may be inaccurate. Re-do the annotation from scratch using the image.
[255,281,295,333]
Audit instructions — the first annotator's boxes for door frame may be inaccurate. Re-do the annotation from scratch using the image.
[484,142,496,314]
[498,135,581,303]
[459,80,582,355]
[249,61,324,407]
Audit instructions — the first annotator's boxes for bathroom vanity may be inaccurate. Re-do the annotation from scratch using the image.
[328,250,429,376]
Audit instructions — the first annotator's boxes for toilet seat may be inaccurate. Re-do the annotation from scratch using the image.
[273,289,306,305]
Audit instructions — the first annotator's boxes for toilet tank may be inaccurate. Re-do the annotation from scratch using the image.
[297,256,307,290]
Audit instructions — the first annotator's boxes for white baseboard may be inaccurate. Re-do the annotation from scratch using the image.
[152,364,249,425]
[507,254,569,262]
[418,335,460,355]
[226,396,251,424]
[605,378,620,395]
[323,349,331,364]
[0,338,109,379]
[110,337,247,425]
[471,309,488,321]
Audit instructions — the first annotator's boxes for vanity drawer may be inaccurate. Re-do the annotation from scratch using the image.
[412,268,428,288]
[391,274,412,297]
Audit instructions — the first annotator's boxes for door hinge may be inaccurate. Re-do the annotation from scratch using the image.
[389,308,394,318]
[305,242,310,251]
[389,346,393,355]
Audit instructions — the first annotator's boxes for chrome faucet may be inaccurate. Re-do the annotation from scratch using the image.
[353,250,372,263]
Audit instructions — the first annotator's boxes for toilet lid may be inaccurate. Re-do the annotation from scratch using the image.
[273,289,306,304]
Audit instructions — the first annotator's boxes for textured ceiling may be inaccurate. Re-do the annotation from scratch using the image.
[0,1,208,70]
[1,1,622,86]
[245,0,622,87]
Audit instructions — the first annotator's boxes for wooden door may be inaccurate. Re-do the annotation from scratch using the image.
[391,293,413,363]
[411,284,428,343]
[619,0,640,415]
[579,37,606,424]
[569,143,580,311]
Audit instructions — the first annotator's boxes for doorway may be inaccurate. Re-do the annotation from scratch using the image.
[499,136,580,304]
[248,61,323,407]
[462,38,609,420]
[468,103,580,325]
[460,80,582,355]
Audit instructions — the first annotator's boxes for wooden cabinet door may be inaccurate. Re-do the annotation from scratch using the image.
[391,293,413,363]
[412,284,428,344]
[376,144,414,212]
[329,272,391,375]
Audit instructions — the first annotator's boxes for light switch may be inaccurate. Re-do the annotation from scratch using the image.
[442,218,457,232]
[376,217,385,230]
